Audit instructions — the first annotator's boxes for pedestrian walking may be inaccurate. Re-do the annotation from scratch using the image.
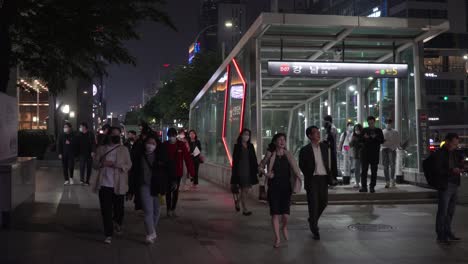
[124,130,138,152]
[91,126,132,244]
[323,115,339,183]
[164,128,195,217]
[77,122,96,186]
[128,135,168,244]
[188,130,202,189]
[434,133,463,244]
[97,124,111,146]
[381,118,400,188]
[265,133,302,248]
[299,126,337,240]
[349,124,364,188]
[58,122,77,185]
[231,128,259,216]
[338,122,354,183]
[360,116,384,193]
[177,129,191,191]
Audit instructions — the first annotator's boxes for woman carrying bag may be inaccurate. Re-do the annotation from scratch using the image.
[230,129,258,216]
[265,133,302,248]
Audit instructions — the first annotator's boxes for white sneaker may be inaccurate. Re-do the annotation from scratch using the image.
[353,184,360,188]
[104,237,112,244]
[69,178,74,185]
[64,180,70,185]
[145,233,157,244]
[391,180,396,188]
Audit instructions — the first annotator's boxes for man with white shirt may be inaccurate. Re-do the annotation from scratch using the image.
[381,119,400,188]
[299,126,338,240]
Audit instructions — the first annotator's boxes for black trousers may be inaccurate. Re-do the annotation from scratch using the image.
[192,157,200,185]
[166,177,182,211]
[305,176,328,232]
[361,160,378,188]
[99,187,125,237]
[79,155,93,183]
[62,155,75,181]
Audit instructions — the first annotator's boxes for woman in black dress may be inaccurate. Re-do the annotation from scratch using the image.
[188,130,202,189]
[231,129,258,216]
[265,133,302,248]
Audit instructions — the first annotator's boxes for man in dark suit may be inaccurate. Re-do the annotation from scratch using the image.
[434,133,463,244]
[299,126,337,240]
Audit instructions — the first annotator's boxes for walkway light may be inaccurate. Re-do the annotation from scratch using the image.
[348,85,356,92]
[61,104,70,114]
[463,55,468,60]
[225,21,233,28]
[70,111,75,118]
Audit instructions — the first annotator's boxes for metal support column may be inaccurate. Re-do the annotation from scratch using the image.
[357,78,364,124]
[255,38,263,160]
[304,102,310,142]
[413,42,423,172]
[327,89,332,116]
[394,52,404,179]
[287,109,293,151]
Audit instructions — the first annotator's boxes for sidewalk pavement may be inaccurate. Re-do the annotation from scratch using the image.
[1,166,468,264]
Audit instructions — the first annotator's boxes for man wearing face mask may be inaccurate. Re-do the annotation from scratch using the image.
[164,128,195,217]
[58,122,77,185]
[77,122,96,186]
[381,119,400,188]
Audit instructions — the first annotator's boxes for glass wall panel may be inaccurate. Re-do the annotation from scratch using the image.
[261,110,289,154]
[333,84,347,134]
[308,99,321,128]
[400,48,418,169]
[290,106,306,157]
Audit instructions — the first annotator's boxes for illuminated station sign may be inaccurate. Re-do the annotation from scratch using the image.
[267,61,408,78]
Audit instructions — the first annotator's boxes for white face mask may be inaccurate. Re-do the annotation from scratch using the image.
[386,124,393,129]
[64,127,70,133]
[145,144,156,153]
[79,127,83,133]
[169,137,177,143]
[355,131,361,135]
[178,134,185,139]
[347,126,353,132]
[242,135,250,142]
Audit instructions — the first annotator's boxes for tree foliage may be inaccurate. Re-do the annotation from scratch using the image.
[0,0,175,94]
[143,52,220,124]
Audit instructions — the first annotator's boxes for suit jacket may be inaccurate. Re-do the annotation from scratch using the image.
[231,143,259,185]
[299,142,337,188]
[434,147,463,189]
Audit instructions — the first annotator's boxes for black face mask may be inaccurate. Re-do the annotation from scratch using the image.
[110,135,120,144]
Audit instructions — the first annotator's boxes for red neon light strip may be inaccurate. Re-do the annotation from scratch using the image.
[221,64,233,166]
[232,58,247,133]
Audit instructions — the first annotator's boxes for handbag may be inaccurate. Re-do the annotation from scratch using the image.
[199,154,205,164]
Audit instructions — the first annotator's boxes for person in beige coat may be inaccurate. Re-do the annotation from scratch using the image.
[265,133,302,248]
[91,126,132,244]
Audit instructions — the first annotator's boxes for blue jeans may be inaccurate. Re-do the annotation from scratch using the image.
[436,183,458,239]
[140,185,161,235]
[382,148,396,182]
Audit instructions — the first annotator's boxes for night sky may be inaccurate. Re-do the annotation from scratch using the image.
[106,0,202,116]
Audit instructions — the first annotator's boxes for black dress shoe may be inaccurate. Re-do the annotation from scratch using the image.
[448,235,461,241]
[359,188,368,193]
[313,231,320,240]
[242,211,252,216]
[370,187,375,193]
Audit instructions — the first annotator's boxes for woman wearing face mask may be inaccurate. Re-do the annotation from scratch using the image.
[349,124,364,188]
[231,129,259,216]
[128,135,168,244]
[91,127,132,244]
[164,128,195,217]
[188,130,202,189]
[265,133,302,248]
[177,129,191,191]
[338,122,355,184]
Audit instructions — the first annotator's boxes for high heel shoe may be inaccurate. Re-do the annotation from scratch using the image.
[234,201,240,212]
[273,240,281,248]
[282,227,289,242]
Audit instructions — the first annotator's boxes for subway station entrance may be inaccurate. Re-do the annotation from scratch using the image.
[190,13,451,202]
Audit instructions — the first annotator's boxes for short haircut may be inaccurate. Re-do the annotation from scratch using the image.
[445,133,459,142]
[347,122,354,127]
[167,127,178,137]
[324,115,333,123]
[80,122,88,129]
[385,118,393,124]
[306,126,320,138]
[102,124,111,131]
[128,130,137,136]
[367,116,376,121]
[64,122,72,128]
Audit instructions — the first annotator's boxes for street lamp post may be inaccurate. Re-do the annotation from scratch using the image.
[192,21,235,61]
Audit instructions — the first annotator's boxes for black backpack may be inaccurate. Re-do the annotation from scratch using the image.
[423,151,439,189]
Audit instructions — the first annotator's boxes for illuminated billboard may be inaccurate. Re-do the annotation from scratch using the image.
[267,61,408,78]
[188,42,201,64]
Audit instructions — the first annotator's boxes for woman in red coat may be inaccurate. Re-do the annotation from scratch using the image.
[164,127,195,217]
